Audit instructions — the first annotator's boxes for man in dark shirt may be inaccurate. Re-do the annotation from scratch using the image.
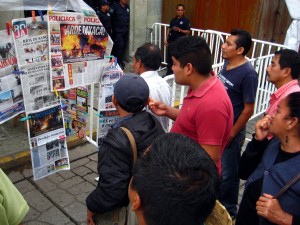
[165,3,191,76]
[96,0,112,37]
[111,0,130,69]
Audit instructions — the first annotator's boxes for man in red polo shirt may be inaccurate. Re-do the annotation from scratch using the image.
[150,36,233,174]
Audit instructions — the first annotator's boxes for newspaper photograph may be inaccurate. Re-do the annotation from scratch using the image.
[28,105,65,147]
[12,16,48,66]
[0,30,24,123]
[60,86,88,138]
[31,138,70,180]
[20,62,60,112]
[101,63,123,85]
[48,11,109,91]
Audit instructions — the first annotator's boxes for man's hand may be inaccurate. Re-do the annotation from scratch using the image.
[87,208,95,225]
[149,99,168,116]
[254,115,272,141]
[225,131,235,147]
[256,193,293,225]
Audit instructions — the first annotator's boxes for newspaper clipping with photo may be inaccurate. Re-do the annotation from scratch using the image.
[12,16,48,66]
[60,86,88,139]
[20,62,60,113]
[48,11,111,91]
[31,138,69,180]
[0,30,24,124]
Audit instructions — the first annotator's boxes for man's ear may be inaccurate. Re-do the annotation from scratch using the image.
[283,67,292,78]
[237,47,245,56]
[287,117,299,131]
[112,95,118,106]
[131,191,141,211]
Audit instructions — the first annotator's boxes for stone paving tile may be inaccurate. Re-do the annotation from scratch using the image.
[84,160,97,172]
[24,221,51,225]
[7,170,24,182]
[64,202,86,223]
[68,181,95,196]
[47,189,76,207]
[83,172,98,184]
[23,206,40,223]
[69,144,97,161]
[58,176,85,189]
[35,177,57,193]
[70,157,90,169]
[58,170,76,179]
[23,189,53,212]
[14,179,36,194]
[22,167,33,178]
[72,166,92,177]
[37,206,71,224]
[47,173,65,183]
[88,153,98,161]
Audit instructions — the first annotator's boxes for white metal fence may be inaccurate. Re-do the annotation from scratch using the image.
[151,22,287,123]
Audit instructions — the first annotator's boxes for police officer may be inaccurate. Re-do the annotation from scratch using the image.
[96,0,112,37]
[165,4,191,76]
[111,0,130,69]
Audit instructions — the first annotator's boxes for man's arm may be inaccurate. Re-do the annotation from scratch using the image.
[200,144,221,166]
[165,27,170,46]
[227,102,254,145]
[86,131,131,214]
[149,99,180,121]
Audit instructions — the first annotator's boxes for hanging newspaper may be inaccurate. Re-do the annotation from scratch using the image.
[98,64,123,144]
[0,30,24,124]
[48,11,109,91]
[20,62,60,113]
[60,86,88,139]
[31,137,70,180]
[12,16,48,66]
[27,104,70,180]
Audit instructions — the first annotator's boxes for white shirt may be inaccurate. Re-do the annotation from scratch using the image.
[141,71,171,131]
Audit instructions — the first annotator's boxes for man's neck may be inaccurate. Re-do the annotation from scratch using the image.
[226,57,247,70]
[274,77,293,89]
[189,72,212,91]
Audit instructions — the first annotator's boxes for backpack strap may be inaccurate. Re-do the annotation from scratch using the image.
[120,127,137,164]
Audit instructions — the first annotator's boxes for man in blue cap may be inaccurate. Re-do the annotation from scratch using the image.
[86,74,164,224]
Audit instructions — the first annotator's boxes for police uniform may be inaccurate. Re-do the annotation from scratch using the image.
[168,17,191,43]
[97,9,112,37]
[166,16,191,75]
[111,1,130,68]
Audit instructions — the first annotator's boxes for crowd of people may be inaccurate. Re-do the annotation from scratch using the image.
[2,2,300,225]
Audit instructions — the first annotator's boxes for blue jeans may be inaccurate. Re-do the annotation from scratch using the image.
[219,127,246,218]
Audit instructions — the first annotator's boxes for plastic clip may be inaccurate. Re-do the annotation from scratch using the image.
[20,116,32,122]
[96,113,103,118]
[12,70,25,75]
[6,22,13,36]
[48,4,53,16]
[53,88,59,97]
[58,135,66,140]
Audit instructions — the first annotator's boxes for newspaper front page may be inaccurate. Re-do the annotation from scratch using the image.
[48,11,109,91]
[0,30,24,124]
[12,16,48,66]
[98,64,123,144]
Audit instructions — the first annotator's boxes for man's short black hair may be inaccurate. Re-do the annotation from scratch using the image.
[134,43,162,71]
[176,3,185,9]
[230,29,252,56]
[169,36,212,76]
[131,133,220,225]
[275,49,300,79]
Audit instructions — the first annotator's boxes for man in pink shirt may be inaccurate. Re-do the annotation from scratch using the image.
[266,49,300,116]
[150,36,233,174]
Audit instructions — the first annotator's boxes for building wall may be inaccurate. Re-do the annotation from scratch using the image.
[162,0,291,44]
[128,0,163,59]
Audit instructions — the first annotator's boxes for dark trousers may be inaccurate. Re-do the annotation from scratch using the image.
[219,127,246,218]
[112,29,129,65]
[165,46,173,76]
